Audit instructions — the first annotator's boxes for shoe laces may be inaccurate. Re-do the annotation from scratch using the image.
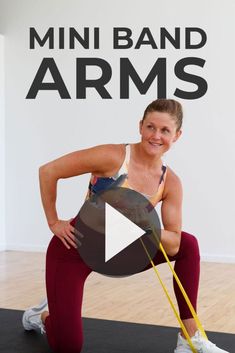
[193,331,217,350]
[200,339,216,349]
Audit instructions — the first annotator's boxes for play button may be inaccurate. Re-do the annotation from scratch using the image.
[105,203,145,262]
[74,186,161,277]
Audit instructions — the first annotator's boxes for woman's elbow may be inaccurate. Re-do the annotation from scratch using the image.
[39,163,54,179]
[39,164,48,176]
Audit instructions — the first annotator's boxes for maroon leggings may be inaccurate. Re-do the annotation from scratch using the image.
[45,230,200,353]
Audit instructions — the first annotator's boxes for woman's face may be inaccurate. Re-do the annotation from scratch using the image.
[139,111,182,156]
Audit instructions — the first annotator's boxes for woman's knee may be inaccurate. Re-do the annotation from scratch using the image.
[180,231,200,260]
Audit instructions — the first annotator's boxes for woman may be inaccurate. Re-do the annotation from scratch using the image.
[22,99,229,353]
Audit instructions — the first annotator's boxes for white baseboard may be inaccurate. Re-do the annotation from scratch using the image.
[3,245,235,263]
[5,243,47,252]
[201,253,235,263]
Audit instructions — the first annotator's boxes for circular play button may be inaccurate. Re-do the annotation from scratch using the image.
[74,187,161,277]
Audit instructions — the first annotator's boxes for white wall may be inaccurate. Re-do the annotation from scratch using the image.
[0,34,5,250]
[0,0,235,262]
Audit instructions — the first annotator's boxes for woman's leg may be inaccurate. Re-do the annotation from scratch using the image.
[45,235,92,353]
[146,232,230,352]
[150,231,200,336]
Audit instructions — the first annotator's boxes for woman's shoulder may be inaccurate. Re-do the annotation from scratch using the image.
[165,166,181,182]
[88,143,127,177]
[81,143,126,161]
[42,143,127,179]
[90,143,125,151]
[162,166,183,199]
[93,143,126,155]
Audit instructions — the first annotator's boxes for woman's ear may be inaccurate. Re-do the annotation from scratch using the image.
[173,129,182,142]
[139,119,143,134]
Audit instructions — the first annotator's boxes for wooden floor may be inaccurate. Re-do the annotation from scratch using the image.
[0,251,234,334]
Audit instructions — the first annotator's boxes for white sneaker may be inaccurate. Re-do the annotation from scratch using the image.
[22,298,48,334]
[174,330,230,353]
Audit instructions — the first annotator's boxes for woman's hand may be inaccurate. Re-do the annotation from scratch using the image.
[49,219,82,249]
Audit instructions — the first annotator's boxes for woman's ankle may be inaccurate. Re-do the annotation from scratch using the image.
[41,310,49,324]
[181,318,198,338]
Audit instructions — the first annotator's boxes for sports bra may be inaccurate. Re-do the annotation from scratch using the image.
[86,144,167,207]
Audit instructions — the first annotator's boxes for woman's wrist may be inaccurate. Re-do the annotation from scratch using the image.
[48,219,59,227]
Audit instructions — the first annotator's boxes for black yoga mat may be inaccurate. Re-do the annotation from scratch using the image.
[0,308,233,353]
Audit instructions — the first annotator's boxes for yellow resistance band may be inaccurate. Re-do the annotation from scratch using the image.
[140,229,208,353]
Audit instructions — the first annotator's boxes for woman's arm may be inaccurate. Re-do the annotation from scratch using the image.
[160,169,183,256]
[39,144,124,249]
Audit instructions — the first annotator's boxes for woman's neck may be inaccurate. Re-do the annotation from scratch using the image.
[131,143,163,170]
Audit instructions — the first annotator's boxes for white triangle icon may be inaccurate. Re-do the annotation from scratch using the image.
[105,203,144,262]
